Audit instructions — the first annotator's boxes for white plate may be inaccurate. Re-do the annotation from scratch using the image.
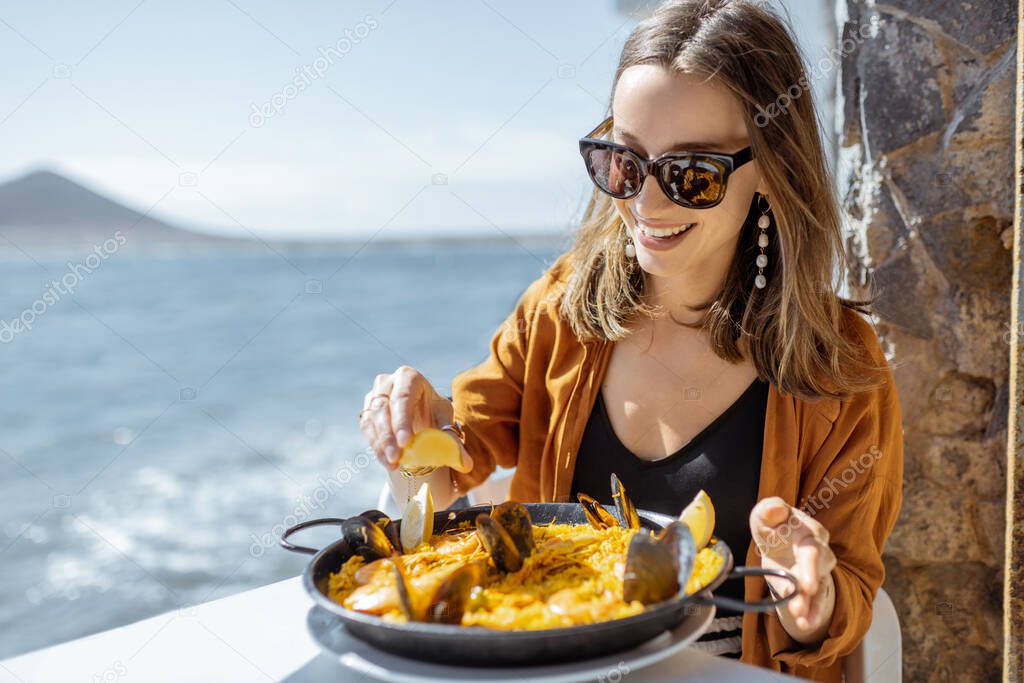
[306,603,715,683]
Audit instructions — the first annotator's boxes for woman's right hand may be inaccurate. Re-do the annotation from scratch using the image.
[358,365,474,473]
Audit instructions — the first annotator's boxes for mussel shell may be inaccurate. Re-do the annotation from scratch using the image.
[490,501,535,559]
[622,531,676,604]
[342,515,397,562]
[391,556,419,620]
[425,560,487,624]
[357,509,402,551]
[654,520,696,594]
[610,473,640,530]
[475,513,524,573]
[622,521,697,604]
[358,509,391,526]
[577,492,619,529]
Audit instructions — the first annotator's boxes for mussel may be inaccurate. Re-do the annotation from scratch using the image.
[622,520,696,604]
[424,560,488,624]
[577,472,641,530]
[392,558,488,624]
[577,473,696,604]
[577,492,619,529]
[610,473,640,530]
[341,515,399,561]
[475,501,534,573]
[491,501,535,558]
[356,508,402,552]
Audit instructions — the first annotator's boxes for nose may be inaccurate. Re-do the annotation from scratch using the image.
[630,174,689,220]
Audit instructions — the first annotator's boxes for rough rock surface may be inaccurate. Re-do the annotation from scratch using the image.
[837,1,1015,680]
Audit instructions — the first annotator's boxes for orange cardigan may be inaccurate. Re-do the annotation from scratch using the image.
[450,253,904,682]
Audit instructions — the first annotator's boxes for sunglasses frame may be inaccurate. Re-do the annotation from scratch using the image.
[578,116,755,209]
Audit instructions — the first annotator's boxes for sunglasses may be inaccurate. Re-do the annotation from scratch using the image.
[578,116,755,209]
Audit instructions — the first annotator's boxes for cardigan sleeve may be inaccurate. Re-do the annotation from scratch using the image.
[448,266,555,492]
[766,315,905,672]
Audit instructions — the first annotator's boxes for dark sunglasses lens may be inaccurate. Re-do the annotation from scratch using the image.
[661,158,727,207]
[584,145,642,198]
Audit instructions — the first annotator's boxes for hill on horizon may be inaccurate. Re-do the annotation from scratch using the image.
[0,169,223,248]
[0,168,571,253]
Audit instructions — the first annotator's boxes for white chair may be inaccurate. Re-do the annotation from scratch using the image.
[376,476,901,682]
[844,586,902,683]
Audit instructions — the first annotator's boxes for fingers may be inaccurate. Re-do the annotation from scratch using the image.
[789,564,835,630]
[371,394,399,466]
[789,543,820,625]
[360,366,439,470]
[361,373,397,469]
[751,499,838,631]
[787,588,808,625]
[390,366,426,449]
[750,496,790,551]
[801,573,833,630]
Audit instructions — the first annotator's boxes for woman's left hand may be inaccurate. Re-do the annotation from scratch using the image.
[750,497,837,642]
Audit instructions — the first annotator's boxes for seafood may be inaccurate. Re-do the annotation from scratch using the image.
[610,474,640,530]
[475,501,535,573]
[341,514,399,561]
[326,475,723,629]
[394,558,488,624]
[576,492,619,529]
[356,508,402,551]
[623,520,696,604]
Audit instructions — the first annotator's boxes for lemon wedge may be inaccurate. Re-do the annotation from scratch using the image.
[400,482,434,553]
[679,489,715,550]
[399,427,462,470]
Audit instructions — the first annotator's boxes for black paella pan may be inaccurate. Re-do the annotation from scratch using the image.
[281,502,796,667]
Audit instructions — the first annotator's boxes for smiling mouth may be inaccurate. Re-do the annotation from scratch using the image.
[635,221,696,238]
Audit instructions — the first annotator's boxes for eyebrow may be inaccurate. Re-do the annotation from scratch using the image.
[612,126,736,153]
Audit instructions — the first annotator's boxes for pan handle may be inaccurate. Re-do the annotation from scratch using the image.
[692,566,799,613]
[279,517,347,555]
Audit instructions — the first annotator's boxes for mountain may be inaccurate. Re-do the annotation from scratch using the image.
[0,169,223,249]
[0,168,571,252]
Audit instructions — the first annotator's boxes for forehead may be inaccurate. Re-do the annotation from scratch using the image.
[611,65,749,155]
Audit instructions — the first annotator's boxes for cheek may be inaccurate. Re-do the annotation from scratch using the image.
[703,205,748,243]
[612,199,632,226]
[701,187,755,244]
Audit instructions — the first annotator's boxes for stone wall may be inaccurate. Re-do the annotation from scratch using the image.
[836,1,1016,680]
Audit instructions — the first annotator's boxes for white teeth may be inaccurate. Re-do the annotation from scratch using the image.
[638,223,694,238]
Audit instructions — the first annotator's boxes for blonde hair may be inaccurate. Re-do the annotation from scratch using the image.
[561,0,887,401]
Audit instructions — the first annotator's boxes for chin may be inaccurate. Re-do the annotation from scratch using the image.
[634,252,682,277]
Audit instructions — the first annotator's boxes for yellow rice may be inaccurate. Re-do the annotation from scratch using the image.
[326,522,724,630]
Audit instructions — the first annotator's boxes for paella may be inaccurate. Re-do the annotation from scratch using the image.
[325,474,724,630]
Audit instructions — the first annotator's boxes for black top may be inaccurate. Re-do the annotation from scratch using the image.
[569,377,769,656]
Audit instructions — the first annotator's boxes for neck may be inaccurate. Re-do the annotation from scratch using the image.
[644,246,736,325]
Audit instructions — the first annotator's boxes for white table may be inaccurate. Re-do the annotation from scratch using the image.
[0,577,802,682]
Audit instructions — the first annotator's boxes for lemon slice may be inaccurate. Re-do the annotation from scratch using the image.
[399,427,462,470]
[679,489,715,550]
[400,482,434,553]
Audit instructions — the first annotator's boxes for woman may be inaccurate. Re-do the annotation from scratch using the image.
[358,1,903,680]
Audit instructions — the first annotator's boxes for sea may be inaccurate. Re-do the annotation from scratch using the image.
[0,238,565,658]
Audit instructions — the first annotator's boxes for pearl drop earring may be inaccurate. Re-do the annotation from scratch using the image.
[624,224,636,259]
[755,194,771,289]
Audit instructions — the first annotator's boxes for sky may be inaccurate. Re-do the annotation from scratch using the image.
[0,0,833,240]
